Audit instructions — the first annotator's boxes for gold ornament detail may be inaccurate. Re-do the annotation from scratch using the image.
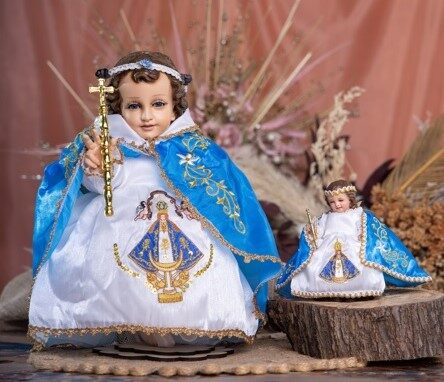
[89,76,115,217]
[194,244,214,277]
[324,185,357,197]
[113,244,140,278]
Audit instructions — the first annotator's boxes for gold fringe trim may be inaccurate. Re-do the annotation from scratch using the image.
[28,324,254,350]
[156,125,201,141]
[115,126,201,154]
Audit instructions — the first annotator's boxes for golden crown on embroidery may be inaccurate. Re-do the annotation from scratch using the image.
[156,201,168,213]
[334,240,342,252]
[324,185,357,197]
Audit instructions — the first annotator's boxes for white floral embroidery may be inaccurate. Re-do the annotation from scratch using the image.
[177,153,200,166]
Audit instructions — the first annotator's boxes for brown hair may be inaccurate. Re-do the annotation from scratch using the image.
[324,179,358,209]
[105,51,188,117]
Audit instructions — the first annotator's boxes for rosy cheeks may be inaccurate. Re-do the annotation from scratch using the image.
[327,194,351,213]
[119,73,176,140]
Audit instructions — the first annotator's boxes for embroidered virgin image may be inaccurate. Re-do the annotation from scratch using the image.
[129,191,205,303]
[319,240,359,283]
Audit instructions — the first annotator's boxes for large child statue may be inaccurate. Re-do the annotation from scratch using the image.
[29,51,281,348]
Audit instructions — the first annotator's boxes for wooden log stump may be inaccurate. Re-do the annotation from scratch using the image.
[268,288,444,361]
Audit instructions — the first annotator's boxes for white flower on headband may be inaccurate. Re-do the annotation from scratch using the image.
[139,59,154,70]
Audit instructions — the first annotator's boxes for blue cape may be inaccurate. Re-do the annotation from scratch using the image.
[32,129,282,317]
[276,209,431,298]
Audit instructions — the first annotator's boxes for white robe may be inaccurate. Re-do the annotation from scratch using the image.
[291,207,386,298]
[29,112,258,347]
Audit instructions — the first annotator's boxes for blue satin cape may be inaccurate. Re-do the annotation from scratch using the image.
[276,209,431,298]
[32,130,282,317]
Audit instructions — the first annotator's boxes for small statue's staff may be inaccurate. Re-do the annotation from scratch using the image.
[306,209,318,249]
[89,69,115,217]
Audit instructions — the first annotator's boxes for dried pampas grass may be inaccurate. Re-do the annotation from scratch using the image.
[382,116,444,203]
[228,145,325,226]
[308,87,364,201]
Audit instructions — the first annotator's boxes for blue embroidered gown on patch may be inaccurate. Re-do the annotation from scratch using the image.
[276,207,431,299]
[29,110,282,348]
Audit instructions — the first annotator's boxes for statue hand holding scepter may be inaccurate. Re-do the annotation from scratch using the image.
[305,209,318,249]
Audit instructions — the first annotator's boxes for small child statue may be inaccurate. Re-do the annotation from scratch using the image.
[276,180,431,298]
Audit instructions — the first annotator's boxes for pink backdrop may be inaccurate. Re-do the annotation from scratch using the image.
[1,0,443,289]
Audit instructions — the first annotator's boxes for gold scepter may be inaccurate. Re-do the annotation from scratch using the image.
[305,209,318,249]
[89,69,115,217]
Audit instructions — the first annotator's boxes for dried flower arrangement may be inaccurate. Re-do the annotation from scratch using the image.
[307,86,364,202]
[370,116,444,291]
[371,185,444,291]
[147,1,315,174]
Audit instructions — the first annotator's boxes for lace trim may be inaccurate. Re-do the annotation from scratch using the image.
[28,324,254,350]
[156,125,200,141]
[116,126,201,155]
[291,289,383,298]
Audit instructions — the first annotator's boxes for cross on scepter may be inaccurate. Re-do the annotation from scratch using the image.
[89,68,115,217]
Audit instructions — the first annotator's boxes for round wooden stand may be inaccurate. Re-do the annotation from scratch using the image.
[268,288,444,361]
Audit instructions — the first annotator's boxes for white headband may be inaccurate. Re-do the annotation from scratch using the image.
[108,59,186,83]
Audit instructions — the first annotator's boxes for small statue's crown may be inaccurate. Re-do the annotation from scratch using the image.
[324,185,357,197]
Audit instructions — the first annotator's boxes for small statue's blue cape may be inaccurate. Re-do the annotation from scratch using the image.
[32,130,282,317]
[275,209,431,298]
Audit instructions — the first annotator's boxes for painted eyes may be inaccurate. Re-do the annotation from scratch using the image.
[126,102,141,110]
[125,101,167,109]
[152,100,167,108]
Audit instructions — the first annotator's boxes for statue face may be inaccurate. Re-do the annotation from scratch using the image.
[119,72,176,140]
[327,193,351,213]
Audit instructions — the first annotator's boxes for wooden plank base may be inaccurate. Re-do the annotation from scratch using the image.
[268,288,444,361]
